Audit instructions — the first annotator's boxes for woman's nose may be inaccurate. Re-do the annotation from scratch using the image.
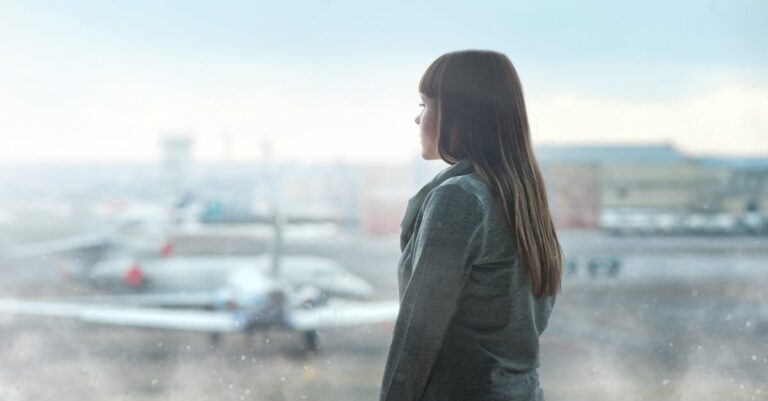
[414,114,420,125]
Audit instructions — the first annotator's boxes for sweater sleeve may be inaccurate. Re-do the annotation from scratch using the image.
[380,184,485,401]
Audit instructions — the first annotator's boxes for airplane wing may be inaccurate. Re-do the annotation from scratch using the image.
[42,292,224,309]
[286,300,400,331]
[0,297,401,333]
[0,299,245,332]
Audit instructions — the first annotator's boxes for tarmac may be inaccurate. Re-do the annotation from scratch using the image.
[0,228,766,401]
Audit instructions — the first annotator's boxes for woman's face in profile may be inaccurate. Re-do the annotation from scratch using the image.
[415,93,439,160]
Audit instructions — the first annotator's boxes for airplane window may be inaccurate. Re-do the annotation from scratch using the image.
[0,1,765,400]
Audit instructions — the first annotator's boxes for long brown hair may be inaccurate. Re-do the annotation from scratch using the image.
[419,50,562,298]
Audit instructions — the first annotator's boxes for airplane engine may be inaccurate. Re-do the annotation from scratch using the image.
[213,287,286,330]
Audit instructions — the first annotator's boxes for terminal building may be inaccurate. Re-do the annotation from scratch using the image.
[358,144,768,235]
[537,144,768,234]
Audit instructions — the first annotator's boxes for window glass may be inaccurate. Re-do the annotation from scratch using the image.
[0,1,765,399]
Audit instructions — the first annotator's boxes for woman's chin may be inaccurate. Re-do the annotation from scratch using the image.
[421,152,439,161]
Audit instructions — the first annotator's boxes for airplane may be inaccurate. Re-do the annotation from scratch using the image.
[0,214,174,280]
[0,194,351,279]
[0,211,399,352]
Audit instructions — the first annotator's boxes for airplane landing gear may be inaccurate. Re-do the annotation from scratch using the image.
[303,330,319,353]
[208,332,223,348]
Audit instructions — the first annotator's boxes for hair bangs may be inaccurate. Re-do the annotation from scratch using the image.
[418,54,450,99]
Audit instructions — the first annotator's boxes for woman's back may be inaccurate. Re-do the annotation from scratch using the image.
[382,160,556,401]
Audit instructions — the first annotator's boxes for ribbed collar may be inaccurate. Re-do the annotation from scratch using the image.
[399,159,475,251]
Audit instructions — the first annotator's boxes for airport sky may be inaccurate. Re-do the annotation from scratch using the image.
[0,0,766,162]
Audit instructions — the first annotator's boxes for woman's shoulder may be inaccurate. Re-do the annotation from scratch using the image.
[432,173,492,212]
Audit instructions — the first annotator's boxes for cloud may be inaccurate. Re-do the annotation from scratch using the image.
[528,85,768,155]
[0,63,423,163]
[0,54,765,163]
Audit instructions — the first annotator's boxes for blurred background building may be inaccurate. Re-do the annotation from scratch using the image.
[2,141,766,237]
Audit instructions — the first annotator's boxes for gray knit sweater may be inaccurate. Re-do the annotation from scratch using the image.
[380,160,556,401]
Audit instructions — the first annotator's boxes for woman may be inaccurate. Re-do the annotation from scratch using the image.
[379,50,562,401]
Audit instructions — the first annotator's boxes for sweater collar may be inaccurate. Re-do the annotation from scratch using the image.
[399,159,475,250]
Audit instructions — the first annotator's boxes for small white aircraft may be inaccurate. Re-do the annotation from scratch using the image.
[0,198,185,279]
[0,212,399,352]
